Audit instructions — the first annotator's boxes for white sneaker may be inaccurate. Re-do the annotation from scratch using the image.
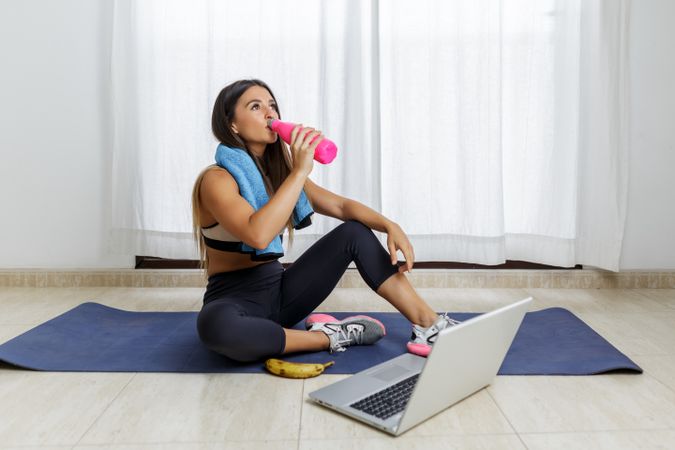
[407,313,462,357]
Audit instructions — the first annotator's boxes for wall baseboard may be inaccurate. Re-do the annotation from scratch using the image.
[0,269,673,289]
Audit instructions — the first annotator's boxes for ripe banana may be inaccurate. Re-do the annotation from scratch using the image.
[265,358,335,379]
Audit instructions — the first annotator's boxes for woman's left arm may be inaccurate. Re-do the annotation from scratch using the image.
[342,199,414,273]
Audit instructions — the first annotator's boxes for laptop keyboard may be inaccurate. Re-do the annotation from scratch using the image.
[350,373,420,420]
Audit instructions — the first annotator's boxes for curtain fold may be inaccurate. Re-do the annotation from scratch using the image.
[109,0,629,271]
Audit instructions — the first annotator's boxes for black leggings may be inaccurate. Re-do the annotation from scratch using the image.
[196,220,400,362]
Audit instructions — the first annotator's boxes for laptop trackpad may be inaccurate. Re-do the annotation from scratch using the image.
[370,364,412,382]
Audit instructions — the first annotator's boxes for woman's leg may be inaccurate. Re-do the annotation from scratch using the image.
[278,220,397,326]
[282,328,329,354]
[276,220,438,354]
[197,300,288,362]
[375,272,438,328]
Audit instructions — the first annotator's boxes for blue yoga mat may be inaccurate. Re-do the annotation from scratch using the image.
[0,302,641,375]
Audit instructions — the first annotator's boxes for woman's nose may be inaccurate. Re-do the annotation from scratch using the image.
[265,106,277,117]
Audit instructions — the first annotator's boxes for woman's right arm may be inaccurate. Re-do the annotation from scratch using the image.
[200,126,323,250]
[248,125,323,247]
[247,169,309,247]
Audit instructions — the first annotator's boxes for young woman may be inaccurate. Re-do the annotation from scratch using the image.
[191,79,459,363]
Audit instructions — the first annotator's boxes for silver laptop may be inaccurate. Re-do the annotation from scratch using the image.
[308,296,533,436]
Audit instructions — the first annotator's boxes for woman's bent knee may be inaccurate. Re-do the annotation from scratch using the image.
[196,302,284,363]
[337,219,373,239]
[197,303,247,361]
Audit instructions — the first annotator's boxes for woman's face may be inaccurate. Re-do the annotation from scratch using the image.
[230,85,280,146]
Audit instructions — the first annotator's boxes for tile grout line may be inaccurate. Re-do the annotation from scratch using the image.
[297,379,314,450]
[485,386,530,449]
[296,432,524,443]
[298,380,305,450]
[518,427,675,436]
[72,438,301,447]
[629,288,675,311]
[70,430,674,446]
[517,433,531,449]
[72,372,138,447]
[642,369,675,397]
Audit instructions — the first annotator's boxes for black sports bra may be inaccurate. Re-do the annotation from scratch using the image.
[200,222,282,260]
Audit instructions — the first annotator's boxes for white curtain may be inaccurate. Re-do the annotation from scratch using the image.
[110,0,630,271]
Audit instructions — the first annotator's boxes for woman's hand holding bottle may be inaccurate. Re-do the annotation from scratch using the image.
[289,125,323,177]
[268,119,338,165]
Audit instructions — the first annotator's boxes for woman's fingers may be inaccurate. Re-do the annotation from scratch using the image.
[308,132,324,150]
[399,245,414,272]
[291,124,309,147]
[388,242,397,266]
[291,124,302,142]
[301,129,320,147]
[290,125,325,149]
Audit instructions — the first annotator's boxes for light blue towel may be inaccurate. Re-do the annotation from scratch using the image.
[214,144,314,260]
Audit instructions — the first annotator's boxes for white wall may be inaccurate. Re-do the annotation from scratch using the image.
[0,0,672,270]
[620,0,675,270]
[0,0,132,268]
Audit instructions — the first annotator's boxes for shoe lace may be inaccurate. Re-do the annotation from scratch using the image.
[330,323,364,352]
[439,312,462,327]
[417,313,463,345]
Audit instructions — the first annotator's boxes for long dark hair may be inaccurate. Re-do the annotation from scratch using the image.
[191,79,305,272]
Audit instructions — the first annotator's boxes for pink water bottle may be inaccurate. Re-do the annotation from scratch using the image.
[267,119,338,164]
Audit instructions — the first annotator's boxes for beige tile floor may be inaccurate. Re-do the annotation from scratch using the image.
[0,287,674,449]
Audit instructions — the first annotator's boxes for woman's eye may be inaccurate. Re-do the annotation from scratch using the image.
[252,104,277,111]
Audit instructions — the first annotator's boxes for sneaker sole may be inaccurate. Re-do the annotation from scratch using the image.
[305,313,338,330]
[407,342,432,357]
